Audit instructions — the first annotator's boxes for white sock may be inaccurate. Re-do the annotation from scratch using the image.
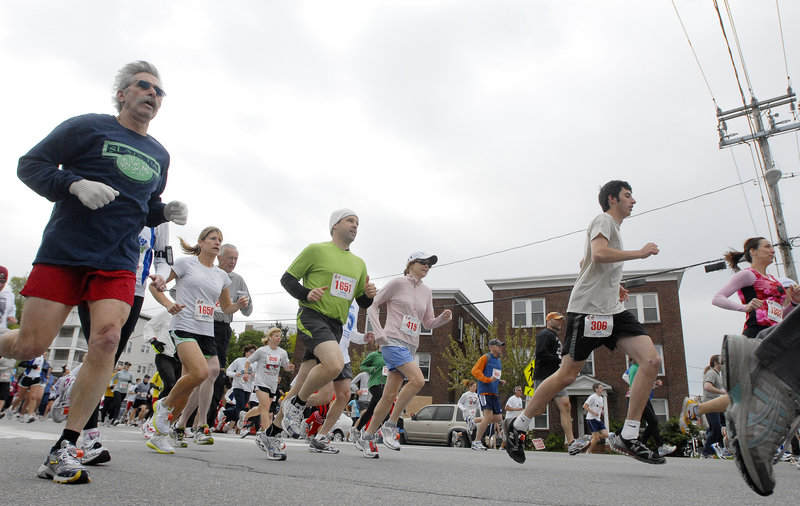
[620,419,640,440]
[513,414,530,431]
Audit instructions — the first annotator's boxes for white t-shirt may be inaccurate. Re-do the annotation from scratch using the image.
[505,395,523,419]
[170,256,231,336]
[134,223,171,298]
[24,356,45,379]
[0,287,16,330]
[247,345,290,391]
[351,371,371,402]
[458,391,479,417]
[226,356,254,392]
[568,213,626,315]
[584,392,604,421]
[339,300,366,365]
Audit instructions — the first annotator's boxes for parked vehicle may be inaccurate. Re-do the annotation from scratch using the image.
[401,404,471,447]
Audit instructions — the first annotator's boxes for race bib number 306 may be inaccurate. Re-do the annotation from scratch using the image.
[583,315,613,338]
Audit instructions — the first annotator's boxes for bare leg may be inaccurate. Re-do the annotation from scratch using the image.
[0,297,71,358]
[521,357,583,418]
[163,342,209,416]
[617,335,662,423]
[317,379,350,436]
[698,395,730,415]
[554,395,574,443]
[193,356,219,428]
[365,371,404,436]
[297,341,344,401]
[386,362,425,425]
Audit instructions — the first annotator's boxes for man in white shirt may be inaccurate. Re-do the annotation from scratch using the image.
[505,386,524,419]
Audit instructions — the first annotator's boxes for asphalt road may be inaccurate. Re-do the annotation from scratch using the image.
[1,420,798,505]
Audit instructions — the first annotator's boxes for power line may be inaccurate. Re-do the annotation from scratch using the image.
[670,0,718,106]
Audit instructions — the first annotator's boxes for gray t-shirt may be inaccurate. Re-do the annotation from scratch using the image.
[702,368,723,402]
[170,256,232,337]
[567,213,625,315]
[247,346,290,391]
[214,271,253,324]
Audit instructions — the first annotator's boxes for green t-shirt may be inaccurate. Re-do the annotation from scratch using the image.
[361,350,387,388]
[286,241,368,324]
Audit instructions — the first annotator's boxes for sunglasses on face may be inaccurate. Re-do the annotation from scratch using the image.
[415,260,433,267]
[133,79,166,97]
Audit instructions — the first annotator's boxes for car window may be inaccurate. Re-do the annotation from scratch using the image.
[415,406,435,421]
[455,408,464,422]
[434,406,453,421]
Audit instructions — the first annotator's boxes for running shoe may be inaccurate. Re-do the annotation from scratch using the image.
[236,410,247,430]
[25,414,36,423]
[679,396,698,435]
[280,396,304,439]
[147,434,175,454]
[357,434,379,458]
[152,398,173,435]
[380,422,401,451]
[608,433,665,464]
[568,437,591,456]
[502,417,526,463]
[255,431,287,461]
[36,440,89,484]
[349,426,359,442]
[308,434,340,454]
[80,432,111,465]
[657,444,677,457]
[471,440,488,451]
[465,415,475,434]
[194,425,214,445]
[722,334,800,497]
[142,419,155,441]
[171,426,188,448]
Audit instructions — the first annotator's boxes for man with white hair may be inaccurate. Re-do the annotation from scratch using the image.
[0,61,187,484]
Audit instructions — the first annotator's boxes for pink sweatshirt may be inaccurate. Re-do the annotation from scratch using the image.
[367,274,451,349]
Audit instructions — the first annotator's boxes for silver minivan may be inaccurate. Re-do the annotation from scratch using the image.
[401,404,471,447]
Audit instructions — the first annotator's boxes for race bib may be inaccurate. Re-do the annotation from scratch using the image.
[0,372,9,381]
[401,314,421,339]
[118,382,129,390]
[766,300,783,323]
[382,366,389,376]
[330,273,357,300]
[492,368,501,380]
[194,299,214,322]
[584,315,613,338]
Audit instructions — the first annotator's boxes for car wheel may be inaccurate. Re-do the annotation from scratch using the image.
[451,431,469,448]
[331,430,344,442]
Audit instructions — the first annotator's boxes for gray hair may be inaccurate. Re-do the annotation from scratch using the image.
[112,60,162,112]
[219,244,238,256]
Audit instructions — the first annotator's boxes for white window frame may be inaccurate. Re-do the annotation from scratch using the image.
[579,351,595,376]
[650,398,669,424]
[625,344,665,376]
[415,352,431,381]
[624,293,660,323]
[531,404,549,430]
[512,298,546,328]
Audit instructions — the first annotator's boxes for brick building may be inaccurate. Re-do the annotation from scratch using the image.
[486,269,689,439]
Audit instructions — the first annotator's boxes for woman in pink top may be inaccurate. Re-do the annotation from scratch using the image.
[355,252,452,458]
[680,237,800,434]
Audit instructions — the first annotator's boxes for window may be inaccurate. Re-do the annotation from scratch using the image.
[137,365,146,374]
[512,299,545,328]
[458,316,464,341]
[415,352,431,381]
[434,406,454,421]
[58,327,74,338]
[650,398,668,424]
[74,351,85,363]
[624,293,659,323]
[125,341,133,353]
[625,344,665,376]
[579,351,595,376]
[531,404,549,430]
[421,323,432,336]
[140,344,147,353]
[365,318,374,333]
[53,349,69,361]
[415,406,435,421]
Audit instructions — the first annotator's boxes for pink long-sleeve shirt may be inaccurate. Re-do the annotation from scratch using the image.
[367,274,451,352]
[711,268,793,330]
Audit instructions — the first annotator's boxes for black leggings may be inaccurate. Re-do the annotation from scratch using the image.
[640,400,662,447]
[155,353,181,399]
[356,384,385,431]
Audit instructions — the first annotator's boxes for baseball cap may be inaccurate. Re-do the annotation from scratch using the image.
[488,338,505,346]
[329,208,358,235]
[545,312,564,321]
[0,266,8,283]
[407,252,438,265]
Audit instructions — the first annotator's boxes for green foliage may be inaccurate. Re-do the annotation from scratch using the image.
[658,416,692,456]
[609,418,623,435]
[437,323,485,394]
[226,328,265,366]
[9,275,26,323]
[543,431,566,452]
[498,324,535,399]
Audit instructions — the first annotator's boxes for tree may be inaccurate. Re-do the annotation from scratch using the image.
[9,275,26,324]
[500,324,536,399]
[226,329,265,366]
[438,323,488,396]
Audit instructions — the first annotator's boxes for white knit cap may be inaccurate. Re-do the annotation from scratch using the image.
[329,208,358,235]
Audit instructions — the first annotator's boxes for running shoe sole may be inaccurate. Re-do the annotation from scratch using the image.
[37,465,90,484]
[503,417,526,464]
[608,433,665,464]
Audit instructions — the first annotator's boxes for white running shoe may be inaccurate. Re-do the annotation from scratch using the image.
[471,440,488,451]
[657,444,677,457]
[152,399,173,435]
[36,440,89,484]
[147,434,175,454]
[80,432,111,465]
[357,434,379,458]
[280,397,304,438]
[380,422,401,451]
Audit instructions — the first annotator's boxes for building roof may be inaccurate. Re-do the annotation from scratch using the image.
[485,268,686,291]
[431,289,491,329]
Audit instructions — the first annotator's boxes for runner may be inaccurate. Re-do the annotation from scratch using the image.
[503,180,664,465]
[1,61,184,484]
[457,380,480,437]
[582,383,608,454]
[356,252,452,458]
[147,226,248,454]
[268,209,375,459]
[224,344,256,427]
[351,346,387,441]
[471,339,506,451]
[243,328,294,460]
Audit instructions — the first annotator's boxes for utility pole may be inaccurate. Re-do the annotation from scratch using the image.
[717,89,800,281]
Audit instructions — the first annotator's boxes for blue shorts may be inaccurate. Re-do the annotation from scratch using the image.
[587,419,606,433]
[479,394,503,415]
[381,346,414,372]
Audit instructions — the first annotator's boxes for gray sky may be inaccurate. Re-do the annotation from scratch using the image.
[2,1,799,395]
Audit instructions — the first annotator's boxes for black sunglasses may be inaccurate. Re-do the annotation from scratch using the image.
[133,79,166,97]
[415,259,434,267]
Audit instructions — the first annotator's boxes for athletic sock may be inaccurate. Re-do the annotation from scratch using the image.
[292,395,306,407]
[513,415,530,431]
[265,423,281,437]
[52,429,81,454]
[620,419,641,440]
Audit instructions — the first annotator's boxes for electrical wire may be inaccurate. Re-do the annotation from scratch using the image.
[775,0,792,88]
[728,151,759,234]
[670,0,717,105]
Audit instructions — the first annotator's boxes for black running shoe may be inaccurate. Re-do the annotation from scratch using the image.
[503,417,526,464]
[609,433,665,464]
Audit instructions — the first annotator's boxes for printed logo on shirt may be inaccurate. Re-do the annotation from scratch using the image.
[102,141,162,183]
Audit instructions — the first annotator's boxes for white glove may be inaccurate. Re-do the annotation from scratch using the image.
[69,179,119,210]
[164,201,188,225]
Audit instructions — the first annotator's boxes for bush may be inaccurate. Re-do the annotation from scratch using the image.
[543,431,566,452]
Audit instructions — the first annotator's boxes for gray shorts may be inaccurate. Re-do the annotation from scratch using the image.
[533,378,567,398]
[334,362,352,382]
